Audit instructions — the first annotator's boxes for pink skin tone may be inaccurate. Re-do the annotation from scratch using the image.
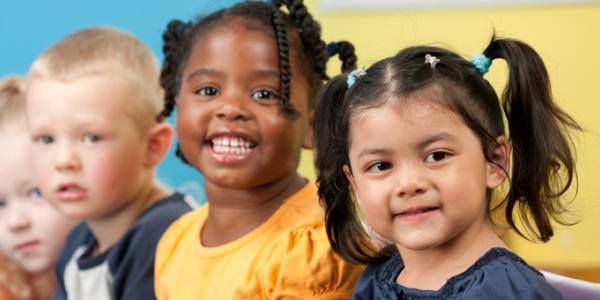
[0,124,77,274]
[26,74,172,253]
[345,98,509,290]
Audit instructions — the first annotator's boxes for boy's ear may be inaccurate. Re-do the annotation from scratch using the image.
[143,122,173,168]
[486,136,511,189]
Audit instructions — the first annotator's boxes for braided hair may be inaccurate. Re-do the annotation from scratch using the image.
[160,0,356,118]
[159,0,357,162]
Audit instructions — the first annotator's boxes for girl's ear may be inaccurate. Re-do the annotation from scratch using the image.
[302,108,315,149]
[144,123,174,168]
[486,136,511,189]
[343,164,356,190]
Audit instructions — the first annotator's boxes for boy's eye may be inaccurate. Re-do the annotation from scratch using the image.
[83,134,101,143]
[28,187,43,199]
[366,162,392,173]
[251,89,279,101]
[35,135,54,144]
[425,151,449,163]
[196,86,219,97]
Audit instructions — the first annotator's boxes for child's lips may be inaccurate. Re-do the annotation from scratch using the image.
[395,206,440,222]
[14,240,40,254]
[55,182,88,201]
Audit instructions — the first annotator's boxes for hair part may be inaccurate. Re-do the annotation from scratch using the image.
[28,27,164,132]
[314,36,580,264]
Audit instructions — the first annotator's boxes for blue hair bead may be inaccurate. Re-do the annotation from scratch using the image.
[346,68,367,88]
[471,54,492,76]
[327,42,339,57]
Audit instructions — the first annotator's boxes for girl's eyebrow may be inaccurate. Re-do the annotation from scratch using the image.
[186,68,221,81]
[357,148,391,159]
[416,132,455,149]
[251,69,280,80]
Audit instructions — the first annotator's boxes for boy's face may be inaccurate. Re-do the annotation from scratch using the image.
[175,18,312,190]
[0,126,76,273]
[26,75,150,221]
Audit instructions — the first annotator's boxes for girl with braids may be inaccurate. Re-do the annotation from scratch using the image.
[154,1,362,299]
[314,37,579,299]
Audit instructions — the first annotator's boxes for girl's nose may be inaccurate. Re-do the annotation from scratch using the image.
[215,93,251,121]
[395,163,429,198]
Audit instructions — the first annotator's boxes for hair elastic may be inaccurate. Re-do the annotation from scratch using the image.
[424,54,440,68]
[347,67,366,88]
[327,42,339,57]
[471,54,492,76]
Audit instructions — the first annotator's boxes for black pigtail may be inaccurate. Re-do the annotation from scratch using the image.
[284,0,329,81]
[271,9,298,118]
[160,19,191,163]
[483,37,581,242]
[314,75,383,265]
[158,19,190,120]
[327,41,358,73]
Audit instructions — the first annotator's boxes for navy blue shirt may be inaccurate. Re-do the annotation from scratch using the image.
[352,247,564,299]
[53,193,193,300]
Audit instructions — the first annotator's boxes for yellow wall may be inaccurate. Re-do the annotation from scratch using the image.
[298,1,600,279]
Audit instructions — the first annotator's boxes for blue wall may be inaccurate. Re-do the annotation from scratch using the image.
[0,0,244,204]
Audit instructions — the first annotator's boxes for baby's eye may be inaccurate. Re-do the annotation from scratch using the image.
[195,86,219,97]
[35,135,54,144]
[424,151,449,163]
[28,187,43,199]
[0,199,5,208]
[83,134,101,143]
[367,162,392,173]
[251,89,280,101]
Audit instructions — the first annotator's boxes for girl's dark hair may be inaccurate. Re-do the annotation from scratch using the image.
[159,0,357,162]
[314,36,580,265]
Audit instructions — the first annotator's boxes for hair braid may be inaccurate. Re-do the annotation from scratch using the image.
[272,9,299,118]
[327,41,358,73]
[158,19,190,120]
[284,0,329,81]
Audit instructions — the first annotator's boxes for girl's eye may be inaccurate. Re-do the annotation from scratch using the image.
[366,162,392,173]
[425,151,449,163]
[251,89,279,101]
[196,86,219,97]
[28,187,43,199]
[83,134,101,143]
[35,135,53,144]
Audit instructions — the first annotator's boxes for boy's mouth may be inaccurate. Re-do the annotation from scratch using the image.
[56,182,87,201]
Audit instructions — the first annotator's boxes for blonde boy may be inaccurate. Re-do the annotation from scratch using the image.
[25,27,192,299]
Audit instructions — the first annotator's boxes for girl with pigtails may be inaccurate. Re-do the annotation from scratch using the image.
[313,36,579,299]
[154,1,363,298]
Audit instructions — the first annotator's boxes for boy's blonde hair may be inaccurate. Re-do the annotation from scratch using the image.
[0,76,27,130]
[28,27,164,132]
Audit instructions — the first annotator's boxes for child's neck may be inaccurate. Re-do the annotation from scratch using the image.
[395,221,505,291]
[87,181,167,255]
[201,172,307,247]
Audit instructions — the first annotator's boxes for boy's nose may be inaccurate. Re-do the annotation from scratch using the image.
[6,201,31,231]
[55,143,81,171]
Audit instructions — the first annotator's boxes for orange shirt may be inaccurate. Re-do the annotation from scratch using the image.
[155,182,363,299]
